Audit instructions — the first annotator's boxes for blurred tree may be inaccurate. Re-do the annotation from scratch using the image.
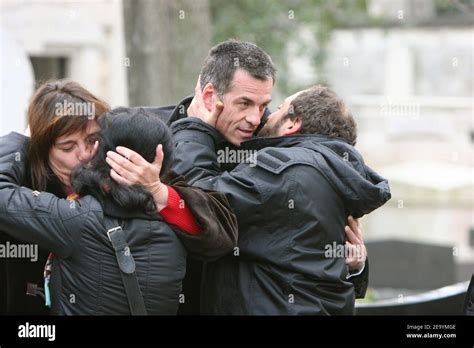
[209,0,369,95]
[123,0,211,106]
[122,0,469,105]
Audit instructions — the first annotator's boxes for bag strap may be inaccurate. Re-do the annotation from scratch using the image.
[104,218,147,315]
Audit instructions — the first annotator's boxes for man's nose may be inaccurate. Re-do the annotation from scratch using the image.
[246,109,261,127]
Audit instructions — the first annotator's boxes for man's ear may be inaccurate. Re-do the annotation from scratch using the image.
[202,83,215,112]
[281,117,302,136]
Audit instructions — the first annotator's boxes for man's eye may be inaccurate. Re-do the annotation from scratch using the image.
[240,102,250,107]
[60,147,74,153]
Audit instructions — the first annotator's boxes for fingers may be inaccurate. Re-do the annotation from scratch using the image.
[106,152,138,183]
[90,141,99,159]
[212,100,224,121]
[194,75,202,96]
[351,215,363,232]
[345,241,355,265]
[187,96,200,118]
[106,150,134,171]
[345,225,361,245]
[206,96,224,127]
[345,241,358,266]
[115,146,148,166]
[110,168,134,186]
[152,144,164,168]
[216,101,224,113]
[347,215,363,242]
[345,217,367,271]
[347,215,357,231]
[345,241,366,270]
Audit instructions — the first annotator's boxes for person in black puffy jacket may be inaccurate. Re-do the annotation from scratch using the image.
[0,106,237,315]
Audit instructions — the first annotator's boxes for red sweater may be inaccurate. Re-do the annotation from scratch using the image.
[159,186,201,235]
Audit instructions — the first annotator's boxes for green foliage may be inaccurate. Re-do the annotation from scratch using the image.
[209,0,369,95]
[434,0,473,15]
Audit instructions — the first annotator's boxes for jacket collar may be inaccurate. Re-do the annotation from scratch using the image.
[168,95,194,124]
[239,134,350,152]
[101,197,163,221]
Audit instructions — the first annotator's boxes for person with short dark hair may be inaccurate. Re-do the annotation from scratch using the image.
[154,39,276,148]
[199,39,276,100]
[258,85,357,146]
[167,84,390,315]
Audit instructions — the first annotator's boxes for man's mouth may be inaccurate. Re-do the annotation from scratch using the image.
[237,128,254,139]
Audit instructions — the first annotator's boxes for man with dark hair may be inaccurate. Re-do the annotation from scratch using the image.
[125,39,274,183]
[165,84,390,314]
[168,39,276,147]
[199,39,276,99]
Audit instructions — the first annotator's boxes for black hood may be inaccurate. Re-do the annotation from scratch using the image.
[164,95,194,125]
[241,134,391,218]
[123,96,194,127]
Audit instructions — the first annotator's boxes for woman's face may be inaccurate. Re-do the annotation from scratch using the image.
[48,120,100,191]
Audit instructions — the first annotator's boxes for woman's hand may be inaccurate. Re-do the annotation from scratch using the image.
[106,144,169,211]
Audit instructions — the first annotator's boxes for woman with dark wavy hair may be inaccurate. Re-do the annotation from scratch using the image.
[0,103,237,315]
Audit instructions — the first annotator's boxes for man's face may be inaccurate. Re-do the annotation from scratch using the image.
[258,91,303,138]
[215,69,273,146]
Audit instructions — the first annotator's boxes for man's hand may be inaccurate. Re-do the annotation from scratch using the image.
[345,216,367,272]
[187,75,224,127]
[106,144,169,211]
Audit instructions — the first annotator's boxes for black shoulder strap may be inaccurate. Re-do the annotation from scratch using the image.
[104,218,147,315]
